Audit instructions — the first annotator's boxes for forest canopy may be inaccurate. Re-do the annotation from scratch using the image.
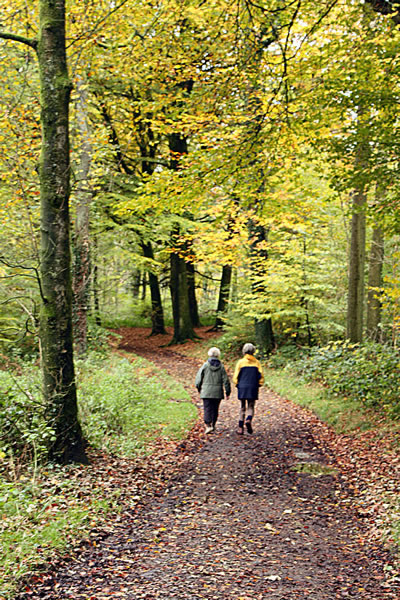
[0,0,400,461]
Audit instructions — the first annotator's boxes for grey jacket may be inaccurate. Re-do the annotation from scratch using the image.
[195,358,231,399]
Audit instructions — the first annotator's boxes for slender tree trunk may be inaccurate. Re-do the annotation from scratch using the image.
[346,117,369,344]
[366,225,384,340]
[141,272,147,301]
[140,241,166,335]
[131,270,141,299]
[231,268,238,304]
[248,218,275,355]
[38,0,86,463]
[186,261,201,327]
[92,235,101,326]
[346,190,367,343]
[212,265,232,330]
[73,77,92,355]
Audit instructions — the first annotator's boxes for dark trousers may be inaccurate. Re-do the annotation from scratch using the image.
[203,398,221,425]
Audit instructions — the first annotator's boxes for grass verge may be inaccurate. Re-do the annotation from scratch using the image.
[77,352,198,455]
[264,366,378,434]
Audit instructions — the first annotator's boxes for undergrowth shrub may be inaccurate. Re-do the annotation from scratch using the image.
[295,340,400,419]
[217,310,255,358]
[268,343,303,368]
[0,367,54,472]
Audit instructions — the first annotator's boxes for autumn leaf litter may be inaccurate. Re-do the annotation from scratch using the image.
[15,327,400,600]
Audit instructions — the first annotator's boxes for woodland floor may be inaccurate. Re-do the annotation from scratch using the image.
[16,327,400,600]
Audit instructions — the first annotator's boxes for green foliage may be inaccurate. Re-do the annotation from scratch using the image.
[86,320,115,353]
[268,343,303,369]
[264,366,375,433]
[295,341,400,419]
[77,353,197,456]
[0,366,54,468]
[100,301,154,329]
[215,309,255,358]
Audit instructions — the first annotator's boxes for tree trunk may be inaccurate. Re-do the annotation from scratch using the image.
[131,270,141,299]
[366,225,384,341]
[141,272,147,301]
[73,77,92,356]
[346,189,367,343]
[169,229,196,344]
[92,235,101,326]
[140,241,166,335]
[346,116,369,344]
[168,130,196,343]
[248,219,275,355]
[212,265,232,330]
[38,0,86,463]
[186,260,201,328]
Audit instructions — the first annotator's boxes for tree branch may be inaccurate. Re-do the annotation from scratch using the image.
[0,31,37,50]
[0,256,45,303]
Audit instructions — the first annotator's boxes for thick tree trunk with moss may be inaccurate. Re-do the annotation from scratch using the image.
[38,0,86,463]
[366,225,384,341]
[140,241,166,335]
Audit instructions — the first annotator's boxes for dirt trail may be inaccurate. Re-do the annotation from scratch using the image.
[17,328,399,600]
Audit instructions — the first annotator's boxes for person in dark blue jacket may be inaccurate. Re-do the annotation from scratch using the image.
[233,343,264,434]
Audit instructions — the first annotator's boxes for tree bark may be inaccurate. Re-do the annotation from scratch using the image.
[140,241,166,335]
[346,188,367,343]
[346,114,369,344]
[38,0,86,463]
[169,233,196,344]
[248,218,275,355]
[168,130,196,343]
[366,225,384,341]
[212,265,232,330]
[73,77,92,356]
[186,260,201,328]
[92,235,101,326]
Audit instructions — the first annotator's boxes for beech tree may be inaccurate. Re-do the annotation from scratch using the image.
[0,0,87,463]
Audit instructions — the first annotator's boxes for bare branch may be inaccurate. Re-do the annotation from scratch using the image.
[0,256,45,303]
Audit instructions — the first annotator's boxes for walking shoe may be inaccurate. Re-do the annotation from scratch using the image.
[236,426,244,435]
[205,425,213,434]
[245,421,253,434]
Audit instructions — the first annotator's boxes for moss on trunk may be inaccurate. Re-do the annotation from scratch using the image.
[38,0,87,464]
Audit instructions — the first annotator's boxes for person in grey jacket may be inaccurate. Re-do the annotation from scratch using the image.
[195,347,231,434]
